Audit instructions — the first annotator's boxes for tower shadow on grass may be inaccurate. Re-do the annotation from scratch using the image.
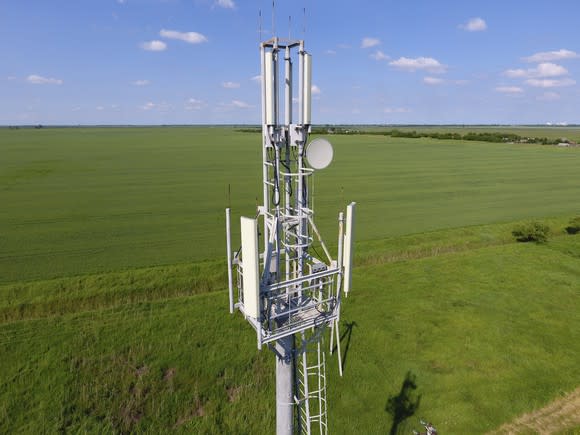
[332,321,357,372]
[385,371,421,435]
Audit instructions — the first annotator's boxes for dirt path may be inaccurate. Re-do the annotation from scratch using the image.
[487,387,580,434]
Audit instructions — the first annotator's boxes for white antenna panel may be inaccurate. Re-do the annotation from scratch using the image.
[343,202,356,295]
[265,51,275,125]
[305,138,333,169]
[240,216,261,318]
[303,53,312,124]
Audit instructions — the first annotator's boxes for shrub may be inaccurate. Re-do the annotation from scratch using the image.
[512,221,551,243]
[565,217,580,235]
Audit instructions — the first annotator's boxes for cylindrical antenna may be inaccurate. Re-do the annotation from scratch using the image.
[303,53,312,125]
[284,46,292,125]
[288,15,291,40]
[298,42,304,124]
[265,51,275,125]
[303,7,306,37]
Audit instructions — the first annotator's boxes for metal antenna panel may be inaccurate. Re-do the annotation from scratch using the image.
[225,33,356,435]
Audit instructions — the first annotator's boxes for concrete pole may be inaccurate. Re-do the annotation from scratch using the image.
[275,335,294,435]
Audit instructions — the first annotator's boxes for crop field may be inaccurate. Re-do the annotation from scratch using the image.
[3,126,580,283]
[1,126,579,433]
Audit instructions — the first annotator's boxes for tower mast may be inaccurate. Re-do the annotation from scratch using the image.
[226,35,356,435]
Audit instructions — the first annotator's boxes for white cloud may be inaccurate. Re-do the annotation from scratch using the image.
[140,101,172,111]
[504,62,568,79]
[141,40,167,51]
[535,62,568,77]
[503,68,528,78]
[215,100,255,112]
[311,85,321,95]
[141,102,156,110]
[185,98,204,110]
[231,100,251,108]
[27,74,63,85]
[96,106,105,111]
[423,76,443,85]
[117,0,126,4]
[523,49,579,63]
[216,0,235,8]
[370,50,389,61]
[389,57,447,73]
[495,86,524,94]
[160,29,207,45]
[325,49,337,55]
[222,81,240,89]
[251,75,261,82]
[361,37,380,49]
[537,92,560,101]
[525,78,576,88]
[460,17,487,32]
[131,79,150,86]
[384,107,411,113]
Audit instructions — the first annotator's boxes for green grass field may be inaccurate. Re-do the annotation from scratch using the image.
[2,127,580,283]
[1,127,579,433]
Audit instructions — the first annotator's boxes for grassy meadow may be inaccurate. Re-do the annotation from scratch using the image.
[1,126,579,433]
[3,126,580,283]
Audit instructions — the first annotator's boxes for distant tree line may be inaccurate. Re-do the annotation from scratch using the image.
[237,126,572,145]
[312,127,564,145]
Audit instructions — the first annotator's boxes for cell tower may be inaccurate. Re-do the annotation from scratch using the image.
[225,35,356,435]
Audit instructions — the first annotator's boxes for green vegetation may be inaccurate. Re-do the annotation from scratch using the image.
[307,126,578,145]
[565,216,580,235]
[3,127,580,283]
[1,127,579,433]
[308,125,580,143]
[512,221,551,243]
[1,223,579,433]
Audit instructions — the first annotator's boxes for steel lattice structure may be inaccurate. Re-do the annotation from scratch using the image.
[226,36,356,435]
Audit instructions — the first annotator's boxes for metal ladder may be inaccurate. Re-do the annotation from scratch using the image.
[296,334,328,435]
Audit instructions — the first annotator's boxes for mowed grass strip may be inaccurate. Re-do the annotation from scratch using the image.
[0,216,573,324]
[3,127,580,283]
[0,233,578,434]
[0,260,225,323]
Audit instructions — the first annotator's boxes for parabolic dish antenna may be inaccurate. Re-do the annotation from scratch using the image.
[305,138,334,170]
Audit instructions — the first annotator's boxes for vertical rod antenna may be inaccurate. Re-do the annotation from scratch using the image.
[272,1,275,37]
[225,208,234,314]
[258,9,262,44]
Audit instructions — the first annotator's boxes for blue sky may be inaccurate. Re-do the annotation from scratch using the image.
[2,0,580,125]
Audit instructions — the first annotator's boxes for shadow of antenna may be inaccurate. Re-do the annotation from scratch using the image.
[385,371,422,435]
[331,320,357,373]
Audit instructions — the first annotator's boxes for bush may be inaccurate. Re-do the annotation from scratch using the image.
[565,217,580,235]
[512,221,551,243]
